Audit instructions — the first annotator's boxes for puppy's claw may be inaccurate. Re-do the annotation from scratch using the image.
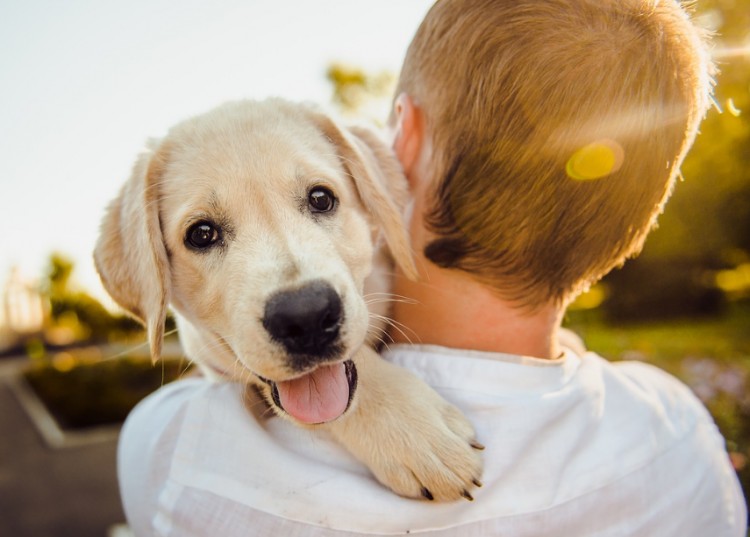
[472,478,483,488]
[329,353,484,503]
[462,490,474,501]
[470,440,485,451]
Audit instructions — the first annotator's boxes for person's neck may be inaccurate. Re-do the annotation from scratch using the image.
[389,258,564,359]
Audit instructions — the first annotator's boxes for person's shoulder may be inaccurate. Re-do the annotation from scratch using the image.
[581,355,746,533]
[122,376,247,451]
[118,378,234,534]
[132,376,211,409]
[584,353,729,467]
[607,358,713,423]
[582,352,710,410]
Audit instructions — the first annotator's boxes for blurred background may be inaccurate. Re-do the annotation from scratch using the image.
[0,0,748,535]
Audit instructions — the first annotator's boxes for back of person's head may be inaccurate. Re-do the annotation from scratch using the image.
[395,0,713,308]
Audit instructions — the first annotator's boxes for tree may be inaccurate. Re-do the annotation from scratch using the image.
[41,253,142,345]
[326,63,395,123]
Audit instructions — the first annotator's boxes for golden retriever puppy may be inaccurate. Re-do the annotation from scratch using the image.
[95,99,482,501]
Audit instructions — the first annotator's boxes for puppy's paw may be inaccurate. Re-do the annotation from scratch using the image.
[371,393,484,502]
[328,349,483,502]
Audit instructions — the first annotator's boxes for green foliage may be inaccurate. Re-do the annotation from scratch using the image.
[326,63,395,121]
[45,253,74,298]
[601,258,726,322]
[39,252,143,345]
[565,303,750,365]
[24,355,191,429]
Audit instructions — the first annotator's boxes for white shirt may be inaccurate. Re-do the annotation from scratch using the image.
[119,344,747,536]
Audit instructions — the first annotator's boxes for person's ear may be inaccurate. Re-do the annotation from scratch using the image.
[391,93,424,185]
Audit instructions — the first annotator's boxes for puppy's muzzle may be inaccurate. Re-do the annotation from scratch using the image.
[262,280,343,364]
[260,281,355,424]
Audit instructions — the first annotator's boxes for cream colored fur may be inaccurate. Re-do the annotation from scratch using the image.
[95,99,482,501]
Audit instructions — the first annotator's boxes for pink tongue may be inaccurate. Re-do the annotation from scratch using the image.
[276,363,350,424]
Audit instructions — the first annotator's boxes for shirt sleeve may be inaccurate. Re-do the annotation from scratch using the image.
[613,360,748,535]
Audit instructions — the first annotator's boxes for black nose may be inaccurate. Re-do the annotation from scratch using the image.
[262,281,343,357]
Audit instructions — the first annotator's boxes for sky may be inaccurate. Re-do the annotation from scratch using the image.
[0,0,434,305]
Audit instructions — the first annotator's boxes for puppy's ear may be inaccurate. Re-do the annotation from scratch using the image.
[94,140,171,362]
[312,115,418,280]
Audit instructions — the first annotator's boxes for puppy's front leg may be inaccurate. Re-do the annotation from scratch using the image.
[326,346,484,502]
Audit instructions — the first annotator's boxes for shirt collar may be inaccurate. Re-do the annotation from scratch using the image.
[381,343,583,395]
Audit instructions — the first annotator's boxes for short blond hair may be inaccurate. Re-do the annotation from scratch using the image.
[396,0,713,307]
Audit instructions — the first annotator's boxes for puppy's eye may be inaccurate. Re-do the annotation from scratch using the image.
[308,187,336,213]
[185,221,221,250]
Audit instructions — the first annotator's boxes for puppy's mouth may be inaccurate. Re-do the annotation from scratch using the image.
[259,360,357,424]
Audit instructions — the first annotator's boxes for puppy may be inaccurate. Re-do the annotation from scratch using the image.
[95,99,482,501]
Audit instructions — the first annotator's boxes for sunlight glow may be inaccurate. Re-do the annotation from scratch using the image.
[716,264,750,294]
[568,284,607,311]
[52,352,77,373]
[713,44,750,60]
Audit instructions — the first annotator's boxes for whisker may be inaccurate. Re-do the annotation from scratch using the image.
[178,357,195,379]
[363,291,419,306]
[370,331,394,353]
[369,313,418,345]
[243,386,275,415]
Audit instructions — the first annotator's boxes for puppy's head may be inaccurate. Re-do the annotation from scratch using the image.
[95,99,415,424]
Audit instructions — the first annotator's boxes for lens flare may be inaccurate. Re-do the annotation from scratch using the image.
[713,45,750,60]
[566,139,624,181]
[727,98,741,117]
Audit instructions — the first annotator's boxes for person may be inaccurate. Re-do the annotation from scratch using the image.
[118,0,747,535]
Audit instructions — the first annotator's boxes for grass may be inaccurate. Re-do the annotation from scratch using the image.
[564,303,750,370]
